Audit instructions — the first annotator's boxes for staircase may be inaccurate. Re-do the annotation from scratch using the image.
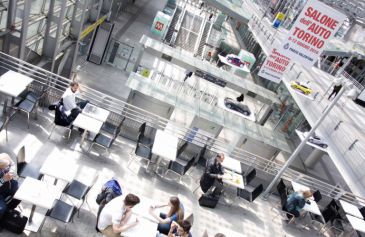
[165,8,182,44]
[195,21,211,58]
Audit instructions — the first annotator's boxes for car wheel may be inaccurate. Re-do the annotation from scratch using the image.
[322,144,328,148]
[226,104,232,109]
[228,59,232,63]
[308,139,313,143]
[239,64,244,68]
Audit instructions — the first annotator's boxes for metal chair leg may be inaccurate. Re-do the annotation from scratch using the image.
[88,143,94,153]
[48,124,56,139]
[27,113,30,129]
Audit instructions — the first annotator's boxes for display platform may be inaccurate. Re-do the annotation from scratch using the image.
[295,130,328,151]
[218,55,250,73]
[217,98,255,122]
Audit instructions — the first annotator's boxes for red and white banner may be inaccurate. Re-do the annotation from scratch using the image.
[258,47,291,84]
[280,0,346,68]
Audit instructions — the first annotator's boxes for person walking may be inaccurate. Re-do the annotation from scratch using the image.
[328,78,343,100]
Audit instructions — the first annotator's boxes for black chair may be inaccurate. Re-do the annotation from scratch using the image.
[237,184,263,203]
[244,168,256,185]
[11,89,48,129]
[165,152,196,181]
[40,199,76,231]
[48,102,73,140]
[313,190,322,202]
[359,206,365,219]
[271,179,295,224]
[309,200,344,236]
[137,122,156,146]
[16,146,40,179]
[62,175,98,217]
[127,142,153,171]
[100,117,125,137]
[88,125,121,154]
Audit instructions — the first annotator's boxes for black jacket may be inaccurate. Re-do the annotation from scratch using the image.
[200,157,224,193]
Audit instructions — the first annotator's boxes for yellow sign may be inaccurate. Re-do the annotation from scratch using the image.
[276,12,285,21]
[80,15,107,40]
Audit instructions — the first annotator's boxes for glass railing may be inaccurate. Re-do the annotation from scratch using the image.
[1,51,365,206]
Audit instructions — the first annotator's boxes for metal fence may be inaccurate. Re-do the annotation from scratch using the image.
[0,51,364,206]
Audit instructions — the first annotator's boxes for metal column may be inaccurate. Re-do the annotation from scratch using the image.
[18,0,31,60]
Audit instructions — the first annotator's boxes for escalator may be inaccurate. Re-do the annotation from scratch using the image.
[196,21,211,58]
[165,8,182,44]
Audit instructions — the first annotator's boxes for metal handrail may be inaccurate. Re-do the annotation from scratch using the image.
[0,51,365,206]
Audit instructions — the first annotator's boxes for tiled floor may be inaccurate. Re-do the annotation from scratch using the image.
[0,0,355,236]
[1,108,328,237]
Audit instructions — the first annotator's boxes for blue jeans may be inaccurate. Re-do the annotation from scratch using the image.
[157,213,171,235]
[0,180,20,220]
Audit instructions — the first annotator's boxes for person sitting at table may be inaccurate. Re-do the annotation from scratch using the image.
[149,196,185,235]
[0,153,21,222]
[199,153,225,193]
[97,193,140,237]
[284,190,313,218]
[167,220,192,237]
[62,82,88,122]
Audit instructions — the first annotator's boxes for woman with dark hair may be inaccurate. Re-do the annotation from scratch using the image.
[149,196,185,235]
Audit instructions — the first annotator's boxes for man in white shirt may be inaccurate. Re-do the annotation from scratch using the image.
[62,82,88,121]
[98,193,140,237]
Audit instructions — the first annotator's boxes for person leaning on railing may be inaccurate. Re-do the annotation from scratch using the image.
[0,153,21,222]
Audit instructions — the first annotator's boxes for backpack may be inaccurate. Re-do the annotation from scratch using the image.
[95,179,122,232]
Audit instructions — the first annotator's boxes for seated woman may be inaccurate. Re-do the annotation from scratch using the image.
[284,190,313,218]
[0,153,21,221]
[167,220,192,237]
[149,196,184,235]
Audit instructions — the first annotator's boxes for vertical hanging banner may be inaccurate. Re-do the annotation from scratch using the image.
[258,47,291,83]
[280,0,346,67]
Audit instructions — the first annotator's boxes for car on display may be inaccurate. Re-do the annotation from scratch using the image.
[290,81,313,95]
[226,54,245,68]
[224,97,251,116]
[303,132,328,148]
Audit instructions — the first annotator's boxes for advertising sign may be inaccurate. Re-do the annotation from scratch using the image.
[280,0,346,67]
[151,11,171,39]
[258,47,291,84]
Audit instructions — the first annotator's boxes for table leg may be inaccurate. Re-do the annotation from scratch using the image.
[29,205,36,223]
[54,178,58,185]
[80,129,87,146]
[3,98,8,114]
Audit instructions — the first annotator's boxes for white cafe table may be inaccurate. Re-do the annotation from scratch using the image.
[122,198,158,237]
[222,170,245,189]
[291,181,322,216]
[0,70,34,112]
[339,200,364,219]
[152,129,179,161]
[40,156,79,185]
[72,113,103,146]
[222,156,242,174]
[82,103,110,122]
[346,214,365,234]
[14,177,62,232]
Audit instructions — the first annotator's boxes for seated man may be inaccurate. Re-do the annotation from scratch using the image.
[167,220,192,237]
[62,82,88,122]
[199,153,225,193]
[0,153,20,221]
[97,193,140,237]
[284,190,313,218]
